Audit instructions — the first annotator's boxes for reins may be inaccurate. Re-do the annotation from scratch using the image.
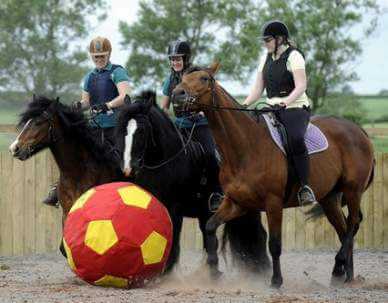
[182,77,284,115]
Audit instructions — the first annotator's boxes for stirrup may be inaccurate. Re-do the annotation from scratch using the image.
[42,186,59,208]
[297,185,317,206]
[208,192,224,213]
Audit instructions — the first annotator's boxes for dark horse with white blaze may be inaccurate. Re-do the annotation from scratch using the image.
[114,91,270,277]
[172,63,375,288]
[9,94,270,276]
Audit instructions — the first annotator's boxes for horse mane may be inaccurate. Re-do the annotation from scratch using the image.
[184,66,204,74]
[19,95,119,167]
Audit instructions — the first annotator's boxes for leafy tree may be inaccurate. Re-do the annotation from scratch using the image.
[317,94,365,125]
[119,0,264,86]
[0,0,107,100]
[378,89,388,96]
[263,0,380,111]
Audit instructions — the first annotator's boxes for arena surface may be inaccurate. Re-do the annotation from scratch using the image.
[0,250,387,302]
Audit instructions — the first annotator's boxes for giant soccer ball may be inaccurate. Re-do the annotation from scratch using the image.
[63,182,173,288]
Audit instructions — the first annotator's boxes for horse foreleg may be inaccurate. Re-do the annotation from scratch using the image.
[265,194,284,288]
[164,211,183,275]
[205,196,246,279]
[199,214,222,278]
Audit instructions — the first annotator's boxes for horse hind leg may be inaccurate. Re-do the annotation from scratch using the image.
[319,192,347,279]
[337,189,363,283]
[199,214,222,279]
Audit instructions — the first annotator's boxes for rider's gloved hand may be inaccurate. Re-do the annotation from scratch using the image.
[91,103,109,114]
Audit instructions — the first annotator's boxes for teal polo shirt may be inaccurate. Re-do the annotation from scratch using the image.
[83,62,130,92]
[162,75,208,129]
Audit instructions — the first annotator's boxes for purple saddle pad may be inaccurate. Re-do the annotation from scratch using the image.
[263,114,328,155]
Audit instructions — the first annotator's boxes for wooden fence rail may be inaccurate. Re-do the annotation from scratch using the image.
[0,150,387,256]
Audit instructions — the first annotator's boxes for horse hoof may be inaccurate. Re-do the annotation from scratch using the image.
[332,267,345,278]
[330,274,345,286]
[270,276,283,289]
[344,276,354,284]
[210,269,223,280]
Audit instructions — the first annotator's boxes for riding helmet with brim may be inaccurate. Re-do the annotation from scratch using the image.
[261,20,289,40]
[167,40,191,64]
[89,36,112,56]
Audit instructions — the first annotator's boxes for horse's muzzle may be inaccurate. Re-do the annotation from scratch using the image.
[171,88,188,105]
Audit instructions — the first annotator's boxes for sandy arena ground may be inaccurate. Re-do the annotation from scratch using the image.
[0,249,387,303]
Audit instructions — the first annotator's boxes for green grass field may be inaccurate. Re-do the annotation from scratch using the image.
[0,108,19,124]
[359,98,388,122]
[1,96,388,151]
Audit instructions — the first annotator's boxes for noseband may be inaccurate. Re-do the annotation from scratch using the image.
[22,110,62,157]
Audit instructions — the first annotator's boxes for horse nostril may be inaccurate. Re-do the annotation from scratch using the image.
[172,89,187,103]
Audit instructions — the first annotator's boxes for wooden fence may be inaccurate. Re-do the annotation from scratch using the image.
[0,150,388,256]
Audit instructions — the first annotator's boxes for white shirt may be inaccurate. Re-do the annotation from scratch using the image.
[258,45,310,108]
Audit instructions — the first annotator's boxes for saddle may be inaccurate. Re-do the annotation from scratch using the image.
[262,113,328,156]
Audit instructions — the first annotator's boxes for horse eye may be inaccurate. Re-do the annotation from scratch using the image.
[34,117,46,125]
[200,76,209,82]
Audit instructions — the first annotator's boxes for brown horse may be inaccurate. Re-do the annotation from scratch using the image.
[172,63,375,288]
[9,96,123,223]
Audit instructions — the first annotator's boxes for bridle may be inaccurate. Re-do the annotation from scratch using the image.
[129,114,196,172]
[20,110,63,157]
[178,73,280,114]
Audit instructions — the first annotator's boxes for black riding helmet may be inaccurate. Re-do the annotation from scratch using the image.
[167,40,191,68]
[261,20,289,39]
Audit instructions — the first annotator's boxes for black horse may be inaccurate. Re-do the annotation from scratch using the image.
[115,91,270,277]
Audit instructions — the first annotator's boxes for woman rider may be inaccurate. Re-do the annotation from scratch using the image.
[43,36,131,206]
[161,40,223,210]
[242,20,316,205]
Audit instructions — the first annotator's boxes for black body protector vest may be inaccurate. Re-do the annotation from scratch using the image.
[167,70,191,118]
[263,46,303,98]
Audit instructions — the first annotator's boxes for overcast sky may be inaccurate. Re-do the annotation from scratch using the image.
[89,0,388,95]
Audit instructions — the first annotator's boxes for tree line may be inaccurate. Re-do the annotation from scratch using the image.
[0,0,382,120]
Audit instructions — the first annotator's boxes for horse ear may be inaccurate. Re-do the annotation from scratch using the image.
[144,93,156,112]
[55,97,60,104]
[208,61,221,76]
[124,95,132,105]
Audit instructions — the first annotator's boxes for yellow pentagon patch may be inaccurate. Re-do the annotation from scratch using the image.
[69,188,96,213]
[63,239,76,271]
[84,220,118,255]
[94,275,128,288]
[140,231,167,265]
[118,185,151,209]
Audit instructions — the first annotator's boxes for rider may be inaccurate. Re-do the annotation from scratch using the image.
[242,20,316,205]
[42,36,131,206]
[161,40,223,210]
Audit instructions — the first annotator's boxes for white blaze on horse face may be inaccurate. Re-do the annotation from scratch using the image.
[9,119,32,155]
[123,119,138,174]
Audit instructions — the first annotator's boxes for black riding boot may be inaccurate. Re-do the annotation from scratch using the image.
[42,184,59,207]
[293,153,316,206]
[297,185,316,206]
[207,151,224,212]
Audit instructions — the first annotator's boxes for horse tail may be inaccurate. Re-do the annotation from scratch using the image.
[222,213,270,273]
[365,157,375,191]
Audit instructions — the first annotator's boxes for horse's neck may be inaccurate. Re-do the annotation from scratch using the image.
[155,120,183,159]
[50,136,111,181]
[205,86,267,167]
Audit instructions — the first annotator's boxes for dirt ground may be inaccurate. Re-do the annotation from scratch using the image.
[0,249,387,303]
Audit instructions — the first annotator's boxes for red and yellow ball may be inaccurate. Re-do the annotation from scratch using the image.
[63,182,172,288]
